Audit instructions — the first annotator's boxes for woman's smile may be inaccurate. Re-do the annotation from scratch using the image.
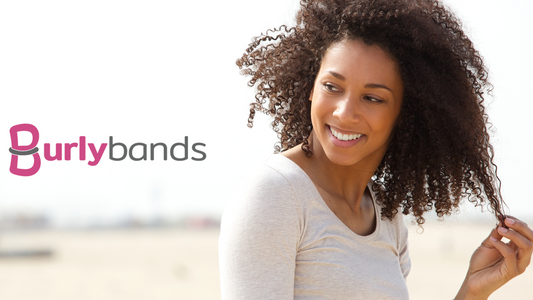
[328,125,364,141]
[327,125,365,148]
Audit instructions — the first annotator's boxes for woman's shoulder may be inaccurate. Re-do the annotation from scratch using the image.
[225,155,308,216]
[239,154,312,196]
[220,155,305,246]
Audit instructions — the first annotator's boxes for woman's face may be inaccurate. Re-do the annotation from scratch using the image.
[310,39,404,167]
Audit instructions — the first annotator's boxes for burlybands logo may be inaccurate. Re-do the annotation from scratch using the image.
[9,124,206,176]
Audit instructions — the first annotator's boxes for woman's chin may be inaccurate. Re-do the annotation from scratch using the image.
[322,151,360,167]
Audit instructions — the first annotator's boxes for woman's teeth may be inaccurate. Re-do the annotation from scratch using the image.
[330,127,363,141]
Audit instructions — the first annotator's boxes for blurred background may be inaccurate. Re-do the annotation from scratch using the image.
[0,0,531,299]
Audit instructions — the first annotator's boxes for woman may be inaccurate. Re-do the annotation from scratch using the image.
[220,0,533,299]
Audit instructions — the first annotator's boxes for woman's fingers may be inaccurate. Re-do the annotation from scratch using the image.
[483,226,503,247]
[491,226,503,239]
[505,217,533,242]
[497,227,532,261]
[493,217,533,275]
[489,235,519,277]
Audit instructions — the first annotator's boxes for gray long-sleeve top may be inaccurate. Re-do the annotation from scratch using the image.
[219,155,410,299]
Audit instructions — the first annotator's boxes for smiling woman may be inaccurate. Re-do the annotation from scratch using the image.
[219,0,533,299]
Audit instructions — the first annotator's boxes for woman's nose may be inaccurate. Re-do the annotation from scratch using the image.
[332,97,361,124]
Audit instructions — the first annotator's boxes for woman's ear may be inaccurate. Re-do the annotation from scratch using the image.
[309,88,314,101]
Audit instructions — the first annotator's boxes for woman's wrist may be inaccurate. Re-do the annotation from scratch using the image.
[454,273,489,300]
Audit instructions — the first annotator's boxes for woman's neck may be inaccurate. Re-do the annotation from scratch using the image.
[282,142,379,235]
[282,140,380,212]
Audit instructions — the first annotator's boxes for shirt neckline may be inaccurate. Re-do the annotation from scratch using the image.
[266,154,381,241]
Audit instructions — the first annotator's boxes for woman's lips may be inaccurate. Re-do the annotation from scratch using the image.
[329,126,363,141]
[327,125,365,148]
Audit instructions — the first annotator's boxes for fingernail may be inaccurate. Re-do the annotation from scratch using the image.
[490,236,497,242]
[498,226,508,233]
[506,218,515,225]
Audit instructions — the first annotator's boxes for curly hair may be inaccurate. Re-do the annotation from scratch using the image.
[237,0,506,225]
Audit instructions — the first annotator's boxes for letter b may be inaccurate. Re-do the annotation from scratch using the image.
[9,124,41,176]
[109,136,127,161]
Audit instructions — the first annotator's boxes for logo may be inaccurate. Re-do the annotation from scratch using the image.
[8,124,206,176]
[9,124,41,176]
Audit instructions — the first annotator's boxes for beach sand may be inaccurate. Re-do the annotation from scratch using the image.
[0,223,531,300]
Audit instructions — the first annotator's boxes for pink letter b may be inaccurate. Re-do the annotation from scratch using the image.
[9,124,41,176]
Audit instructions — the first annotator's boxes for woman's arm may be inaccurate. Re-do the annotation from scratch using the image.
[219,167,301,300]
[454,217,533,300]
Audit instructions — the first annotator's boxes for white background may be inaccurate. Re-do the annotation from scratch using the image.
[0,0,531,227]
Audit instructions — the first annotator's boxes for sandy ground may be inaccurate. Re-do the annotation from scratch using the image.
[0,222,532,300]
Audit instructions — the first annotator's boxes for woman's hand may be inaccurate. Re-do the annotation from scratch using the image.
[455,217,533,300]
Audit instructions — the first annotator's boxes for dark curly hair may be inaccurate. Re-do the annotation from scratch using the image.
[237,0,506,225]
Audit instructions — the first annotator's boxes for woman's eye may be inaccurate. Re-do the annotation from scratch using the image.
[324,83,340,92]
[364,96,383,103]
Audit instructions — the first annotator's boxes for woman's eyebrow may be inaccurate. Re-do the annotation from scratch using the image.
[328,71,345,81]
[365,83,393,92]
